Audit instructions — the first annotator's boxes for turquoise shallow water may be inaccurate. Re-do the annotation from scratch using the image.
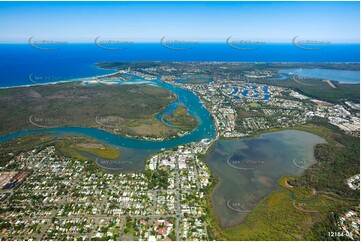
[0,75,216,171]
[0,74,329,228]
[205,130,326,228]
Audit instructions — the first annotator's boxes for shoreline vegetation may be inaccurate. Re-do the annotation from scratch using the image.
[55,135,120,161]
[221,122,334,144]
[204,121,359,240]
[97,61,360,104]
[161,106,198,132]
[0,82,188,140]
[0,63,359,240]
[0,133,120,171]
[1,121,357,240]
[0,109,358,241]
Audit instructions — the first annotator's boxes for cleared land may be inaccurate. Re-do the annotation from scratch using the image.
[55,135,120,161]
[0,82,179,139]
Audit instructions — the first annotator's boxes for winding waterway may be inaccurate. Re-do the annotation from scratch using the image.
[0,75,216,172]
[0,75,328,228]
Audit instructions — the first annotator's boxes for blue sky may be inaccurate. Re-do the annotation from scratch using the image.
[0,1,359,43]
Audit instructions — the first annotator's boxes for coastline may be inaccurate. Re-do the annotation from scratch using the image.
[0,65,358,239]
[0,69,120,90]
[0,72,217,149]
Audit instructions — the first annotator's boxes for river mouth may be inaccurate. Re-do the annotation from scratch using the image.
[0,74,216,172]
[0,72,331,227]
[205,129,327,228]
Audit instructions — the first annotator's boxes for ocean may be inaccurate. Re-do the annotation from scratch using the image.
[0,43,359,88]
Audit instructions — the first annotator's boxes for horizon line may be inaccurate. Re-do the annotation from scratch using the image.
[0,41,360,44]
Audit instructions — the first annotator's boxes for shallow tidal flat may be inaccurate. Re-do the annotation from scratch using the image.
[205,130,326,228]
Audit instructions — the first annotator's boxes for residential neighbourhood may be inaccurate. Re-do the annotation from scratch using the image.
[0,139,214,241]
[338,210,360,241]
[160,73,360,138]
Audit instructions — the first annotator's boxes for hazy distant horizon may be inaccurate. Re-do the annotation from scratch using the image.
[1,39,360,44]
[0,1,359,43]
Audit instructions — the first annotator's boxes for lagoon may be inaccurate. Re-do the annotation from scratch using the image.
[0,71,330,228]
[205,130,326,228]
[279,68,360,84]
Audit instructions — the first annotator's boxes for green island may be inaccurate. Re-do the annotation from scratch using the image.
[162,106,198,132]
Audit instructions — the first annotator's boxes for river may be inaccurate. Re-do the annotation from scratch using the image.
[0,74,216,172]
[0,75,327,228]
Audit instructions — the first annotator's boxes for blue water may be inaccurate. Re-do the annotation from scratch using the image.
[206,130,327,227]
[279,68,360,84]
[263,95,270,101]
[0,126,212,150]
[0,75,217,151]
[263,85,269,93]
[0,43,359,87]
[0,43,359,169]
[230,87,238,95]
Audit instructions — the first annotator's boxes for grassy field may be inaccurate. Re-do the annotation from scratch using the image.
[0,134,120,171]
[55,135,120,161]
[162,106,198,132]
[248,102,261,108]
[0,82,178,139]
